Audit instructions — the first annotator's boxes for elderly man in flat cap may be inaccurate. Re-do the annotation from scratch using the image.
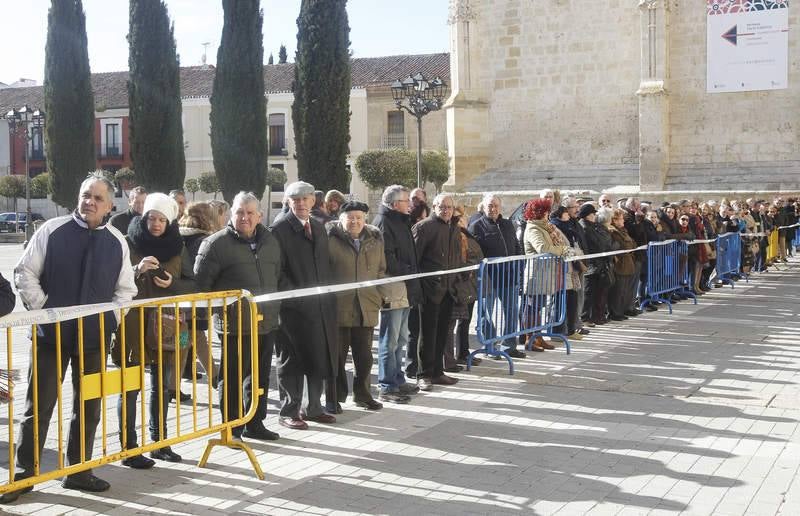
[327,200,387,411]
[271,181,339,429]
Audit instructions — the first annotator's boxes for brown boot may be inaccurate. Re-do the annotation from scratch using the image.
[528,335,545,352]
[540,338,555,350]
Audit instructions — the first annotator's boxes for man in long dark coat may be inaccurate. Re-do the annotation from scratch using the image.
[271,181,338,429]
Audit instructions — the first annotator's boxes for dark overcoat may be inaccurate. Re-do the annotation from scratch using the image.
[271,211,338,378]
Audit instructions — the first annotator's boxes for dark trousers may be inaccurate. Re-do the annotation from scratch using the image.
[16,344,104,477]
[419,295,454,379]
[148,354,176,441]
[553,290,578,336]
[217,332,273,434]
[335,327,375,403]
[583,274,609,323]
[406,305,420,375]
[278,372,325,417]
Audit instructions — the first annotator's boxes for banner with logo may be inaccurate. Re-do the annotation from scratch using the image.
[707,0,789,93]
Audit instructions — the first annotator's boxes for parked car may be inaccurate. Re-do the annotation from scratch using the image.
[0,212,45,233]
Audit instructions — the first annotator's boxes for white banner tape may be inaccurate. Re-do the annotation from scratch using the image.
[2,225,795,330]
[0,293,244,330]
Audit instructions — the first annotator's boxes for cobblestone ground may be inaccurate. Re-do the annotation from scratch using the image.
[1,243,800,515]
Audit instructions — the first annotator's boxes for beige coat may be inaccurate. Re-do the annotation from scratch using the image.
[327,222,387,327]
[523,218,570,295]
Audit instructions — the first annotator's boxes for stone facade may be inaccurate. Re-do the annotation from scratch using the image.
[447,0,800,194]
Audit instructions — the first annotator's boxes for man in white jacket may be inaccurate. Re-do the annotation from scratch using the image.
[3,172,137,503]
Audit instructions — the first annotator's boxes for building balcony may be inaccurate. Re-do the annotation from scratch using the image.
[380,133,407,149]
[98,146,123,159]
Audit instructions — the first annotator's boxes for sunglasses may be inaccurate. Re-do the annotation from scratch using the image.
[679,218,689,222]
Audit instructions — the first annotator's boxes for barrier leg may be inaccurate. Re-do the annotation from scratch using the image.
[542,332,570,354]
[468,345,513,375]
[198,426,265,480]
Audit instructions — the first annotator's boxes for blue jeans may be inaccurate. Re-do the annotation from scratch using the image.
[377,307,410,393]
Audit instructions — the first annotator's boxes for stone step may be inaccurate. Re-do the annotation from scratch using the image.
[667,161,800,178]
[467,164,639,192]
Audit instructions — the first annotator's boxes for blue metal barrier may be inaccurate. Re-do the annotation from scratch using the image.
[716,233,741,287]
[639,240,680,313]
[675,240,698,303]
[791,226,799,252]
[472,253,568,374]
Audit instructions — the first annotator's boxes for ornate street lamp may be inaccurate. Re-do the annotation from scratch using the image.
[4,105,46,241]
[390,73,448,187]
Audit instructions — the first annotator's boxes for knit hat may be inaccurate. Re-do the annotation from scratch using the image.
[340,201,369,213]
[578,203,597,219]
[142,192,178,223]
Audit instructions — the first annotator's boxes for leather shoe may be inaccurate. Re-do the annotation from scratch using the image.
[645,304,658,312]
[443,364,463,373]
[417,378,434,391]
[540,341,555,350]
[398,383,419,395]
[301,412,336,424]
[624,310,642,317]
[609,315,628,321]
[431,374,458,385]
[325,402,343,414]
[278,417,308,430]
[507,349,526,359]
[578,328,591,335]
[379,391,410,404]
[0,474,33,504]
[457,356,482,366]
[243,424,280,441]
[122,454,155,469]
[151,447,182,462]
[355,399,383,411]
[62,473,110,492]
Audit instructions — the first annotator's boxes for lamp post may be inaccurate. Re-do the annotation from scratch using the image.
[4,105,45,242]
[390,73,448,188]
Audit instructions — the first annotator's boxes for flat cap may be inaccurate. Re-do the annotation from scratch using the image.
[285,181,315,198]
[340,201,369,213]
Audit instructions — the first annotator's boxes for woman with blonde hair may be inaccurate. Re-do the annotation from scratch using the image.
[178,202,220,388]
[207,199,230,232]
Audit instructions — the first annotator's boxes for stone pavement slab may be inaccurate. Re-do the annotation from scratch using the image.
[1,244,800,515]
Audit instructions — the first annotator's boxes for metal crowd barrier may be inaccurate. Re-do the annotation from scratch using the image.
[472,253,568,374]
[675,240,698,303]
[639,240,680,313]
[0,290,265,498]
[716,233,741,287]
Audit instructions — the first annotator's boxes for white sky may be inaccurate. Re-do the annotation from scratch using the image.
[1,0,450,84]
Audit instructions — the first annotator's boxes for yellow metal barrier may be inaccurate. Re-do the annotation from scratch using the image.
[0,289,265,497]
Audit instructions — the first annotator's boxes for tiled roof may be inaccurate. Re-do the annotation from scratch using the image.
[0,53,450,112]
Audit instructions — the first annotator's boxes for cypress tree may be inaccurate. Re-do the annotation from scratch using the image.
[268,53,274,65]
[292,0,351,192]
[278,44,288,64]
[43,0,96,210]
[210,0,267,202]
[128,0,186,192]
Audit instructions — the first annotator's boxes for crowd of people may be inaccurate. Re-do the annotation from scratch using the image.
[1,171,799,503]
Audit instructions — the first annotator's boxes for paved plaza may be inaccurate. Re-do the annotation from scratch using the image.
[1,244,800,515]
